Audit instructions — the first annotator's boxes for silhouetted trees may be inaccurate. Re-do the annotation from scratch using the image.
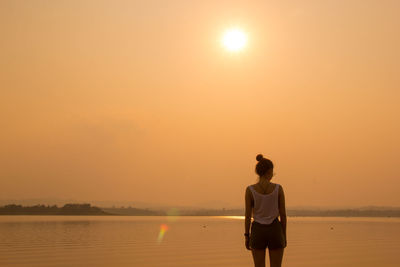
[102,206,163,215]
[0,203,109,215]
[1,204,399,217]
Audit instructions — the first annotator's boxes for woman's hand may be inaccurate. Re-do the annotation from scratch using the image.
[245,236,251,250]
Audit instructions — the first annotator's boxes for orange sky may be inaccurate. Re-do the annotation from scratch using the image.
[1,0,399,208]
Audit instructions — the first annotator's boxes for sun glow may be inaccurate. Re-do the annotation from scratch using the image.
[222,28,247,52]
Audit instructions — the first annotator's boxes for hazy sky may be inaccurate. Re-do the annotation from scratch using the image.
[1,0,399,208]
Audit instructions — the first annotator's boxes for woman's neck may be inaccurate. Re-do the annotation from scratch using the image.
[258,177,271,184]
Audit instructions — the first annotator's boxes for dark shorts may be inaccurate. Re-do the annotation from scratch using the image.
[250,218,286,250]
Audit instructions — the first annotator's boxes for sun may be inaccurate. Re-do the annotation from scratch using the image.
[222,28,247,52]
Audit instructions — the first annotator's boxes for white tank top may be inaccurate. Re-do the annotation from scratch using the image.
[249,183,280,225]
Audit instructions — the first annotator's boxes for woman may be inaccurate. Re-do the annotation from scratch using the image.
[244,154,287,267]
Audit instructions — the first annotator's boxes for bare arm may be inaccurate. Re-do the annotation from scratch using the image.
[244,186,253,236]
[278,185,287,241]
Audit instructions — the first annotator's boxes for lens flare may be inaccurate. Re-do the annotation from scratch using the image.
[157,224,169,243]
[167,208,180,222]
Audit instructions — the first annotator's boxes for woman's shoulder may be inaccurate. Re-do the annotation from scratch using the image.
[276,183,285,194]
[247,184,257,189]
[275,183,284,191]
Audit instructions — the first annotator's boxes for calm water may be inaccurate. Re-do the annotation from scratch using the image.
[0,216,399,267]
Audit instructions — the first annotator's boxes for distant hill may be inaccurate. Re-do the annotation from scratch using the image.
[0,204,110,215]
[2,204,400,217]
[287,208,400,217]
[102,207,163,216]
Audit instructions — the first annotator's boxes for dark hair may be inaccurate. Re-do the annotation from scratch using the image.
[255,154,274,177]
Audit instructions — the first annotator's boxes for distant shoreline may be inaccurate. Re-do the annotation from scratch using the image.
[0,204,110,216]
[1,204,400,217]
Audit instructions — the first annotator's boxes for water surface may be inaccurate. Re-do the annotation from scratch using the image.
[0,216,399,266]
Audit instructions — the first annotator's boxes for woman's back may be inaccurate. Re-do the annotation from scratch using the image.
[248,183,280,225]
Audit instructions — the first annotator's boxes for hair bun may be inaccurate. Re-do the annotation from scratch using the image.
[256,154,264,162]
